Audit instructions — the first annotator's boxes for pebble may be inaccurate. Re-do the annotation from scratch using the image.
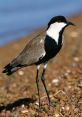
[66,69,71,74]
[70,31,79,38]
[18,70,24,76]
[65,105,70,111]
[73,57,79,62]
[64,70,70,77]
[64,73,69,78]
[21,109,28,114]
[21,104,25,108]
[61,106,65,110]
[35,102,39,106]
[54,112,60,117]
[74,108,79,113]
[77,79,82,87]
[52,78,60,86]
[67,85,72,89]
[78,98,82,104]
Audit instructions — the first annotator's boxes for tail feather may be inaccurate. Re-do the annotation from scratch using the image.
[3,63,15,75]
[2,63,22,75]
[2,54,25,75]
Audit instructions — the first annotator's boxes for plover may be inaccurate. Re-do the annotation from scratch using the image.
[3,16,75,108]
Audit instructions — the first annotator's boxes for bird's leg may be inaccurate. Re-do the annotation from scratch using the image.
[41,63,51,109]
[36,65,41,108]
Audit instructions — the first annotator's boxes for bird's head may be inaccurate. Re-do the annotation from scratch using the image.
[46,16,75,42]
[47,16,75,29]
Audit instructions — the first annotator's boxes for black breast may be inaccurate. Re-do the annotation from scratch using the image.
[44,35,62,62]
[36,35,62,65]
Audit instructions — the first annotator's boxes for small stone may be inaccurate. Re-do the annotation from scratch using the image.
[67,85,72,89]
[50,94,54,100]
[61,106,65,110]
[73,57,79,62]
[54,112,60,117]
[66,69,71,74]
[35,102,39,106]
[52,78,60,86]
[65,105,70,111]
[21,104,25,108]
[77,79,82,87]
[12,107,16,111]
[64,72,69,77]
[21,109,28,114]
[18,70,24,76]
[78,98,82,104]
[74,108,79,113]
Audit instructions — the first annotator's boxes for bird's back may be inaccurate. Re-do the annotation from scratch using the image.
[12,36,46,66]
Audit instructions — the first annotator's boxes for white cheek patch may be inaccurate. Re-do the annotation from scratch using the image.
[46,22,66,44]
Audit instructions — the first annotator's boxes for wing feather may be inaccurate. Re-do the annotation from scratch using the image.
[14,37,46,65]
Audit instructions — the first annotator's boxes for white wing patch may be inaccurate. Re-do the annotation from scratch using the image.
[39,51,46,61]
[42,52,46,57]
[46,22,66,44]
[40,39,44,43]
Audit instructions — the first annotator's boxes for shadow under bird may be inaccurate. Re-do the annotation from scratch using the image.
[3,16,75,109]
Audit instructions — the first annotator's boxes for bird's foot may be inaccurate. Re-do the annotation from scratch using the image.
[48,101,54,109]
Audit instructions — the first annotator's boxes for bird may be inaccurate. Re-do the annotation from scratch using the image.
[2,16,75,109]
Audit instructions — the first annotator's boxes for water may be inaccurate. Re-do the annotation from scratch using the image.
[0,0,82,46]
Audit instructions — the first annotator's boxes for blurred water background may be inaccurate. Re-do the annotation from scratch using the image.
[0,0,82,46]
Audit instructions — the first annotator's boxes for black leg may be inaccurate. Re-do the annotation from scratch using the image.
[41,63,51,108]
[36,66,41,108]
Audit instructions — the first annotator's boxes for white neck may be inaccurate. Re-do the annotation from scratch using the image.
[46,22,66,44]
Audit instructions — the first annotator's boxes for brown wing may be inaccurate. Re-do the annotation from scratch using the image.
[12,36,46,66]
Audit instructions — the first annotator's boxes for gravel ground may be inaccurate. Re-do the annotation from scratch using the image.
[0,14,82,117]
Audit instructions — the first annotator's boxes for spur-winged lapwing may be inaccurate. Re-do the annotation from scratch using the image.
[3,16,75,109]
